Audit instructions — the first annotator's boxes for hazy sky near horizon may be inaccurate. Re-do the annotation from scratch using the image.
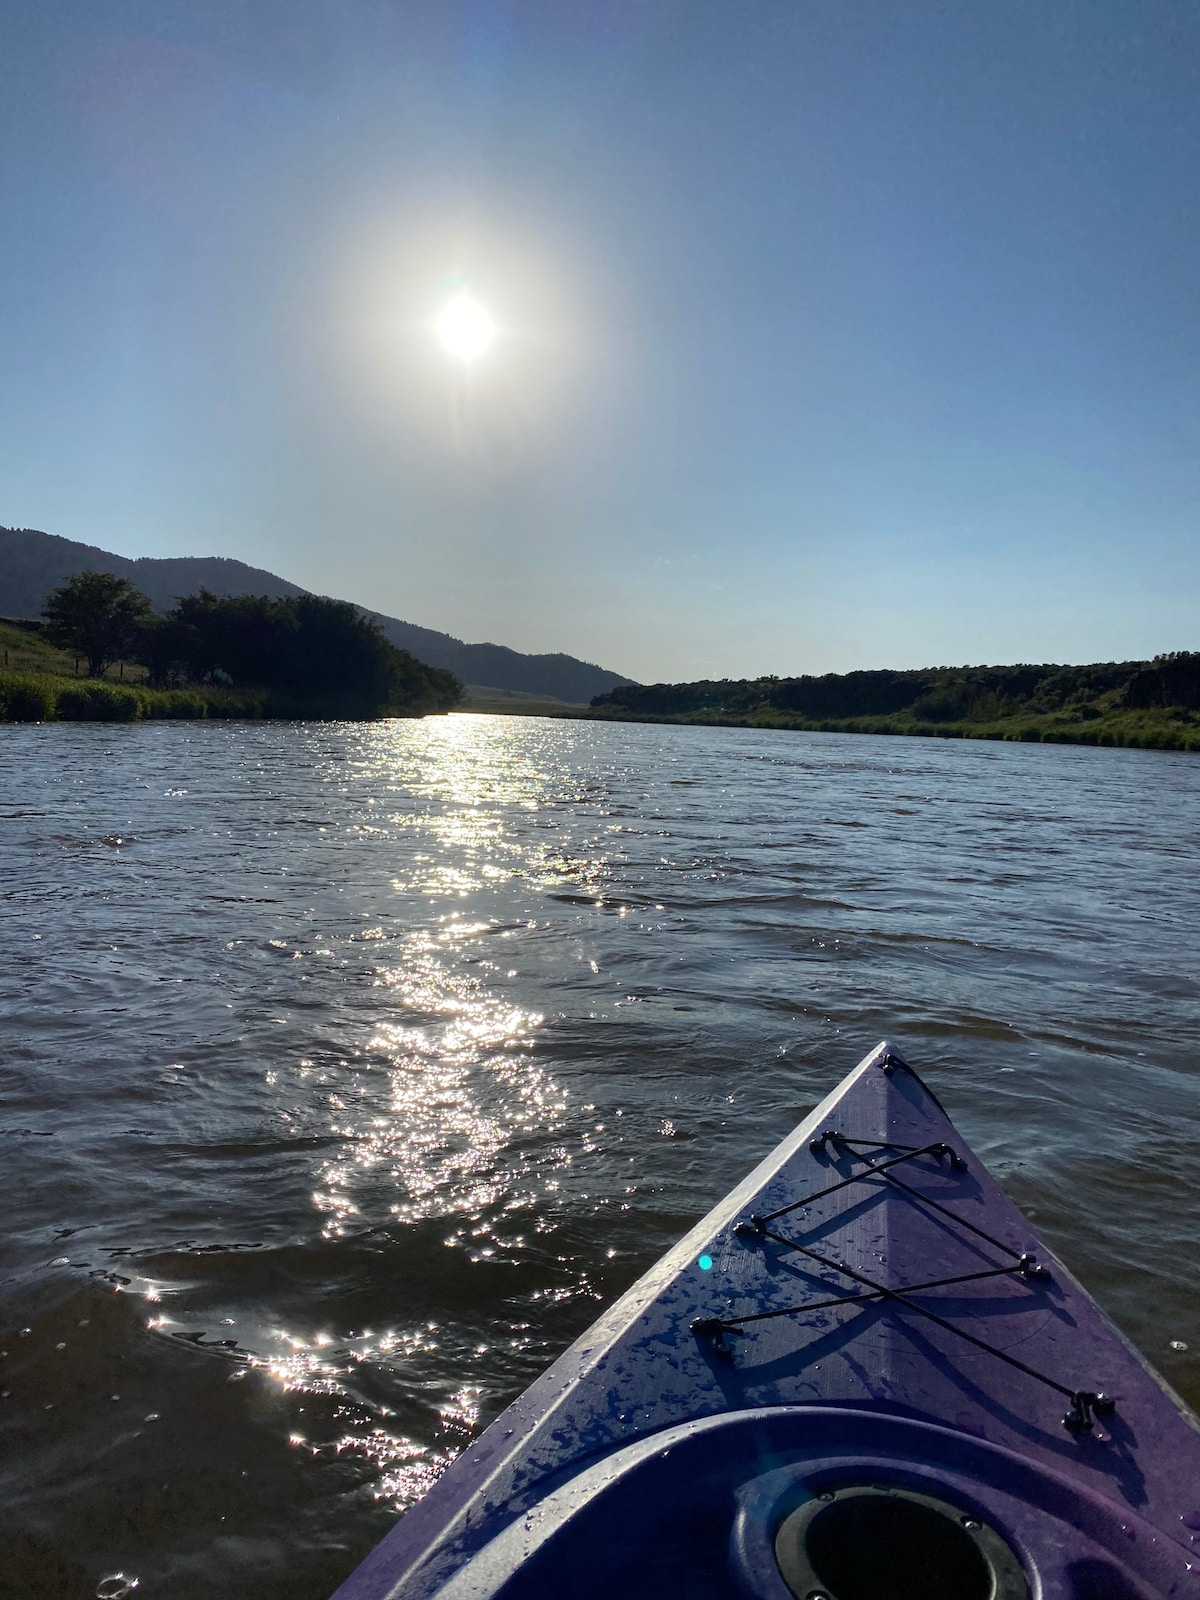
[2,1,1198,683]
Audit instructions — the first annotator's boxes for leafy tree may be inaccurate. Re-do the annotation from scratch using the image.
[133,588,464,714]
[41,571,152,678]
[136,612,205,688]
[1127,651,1200,710]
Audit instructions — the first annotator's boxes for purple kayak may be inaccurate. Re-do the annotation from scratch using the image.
[331,1042,1200,1600]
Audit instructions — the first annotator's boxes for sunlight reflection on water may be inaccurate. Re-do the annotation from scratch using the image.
[235,721,585,1512]
[314,930,555,1236]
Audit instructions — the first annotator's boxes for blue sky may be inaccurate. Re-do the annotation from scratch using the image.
[2,1,1197,682]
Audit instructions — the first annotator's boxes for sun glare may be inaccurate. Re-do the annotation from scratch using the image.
[436,294,495,362]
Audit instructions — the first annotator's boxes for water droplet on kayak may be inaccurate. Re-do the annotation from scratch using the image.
[1170,1340,1189,1352]
[96,1576,138,1599]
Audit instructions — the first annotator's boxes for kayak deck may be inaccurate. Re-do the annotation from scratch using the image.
[332,1042,1200,1600]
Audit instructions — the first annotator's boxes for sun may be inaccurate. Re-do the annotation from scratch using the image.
[436,293,495,362]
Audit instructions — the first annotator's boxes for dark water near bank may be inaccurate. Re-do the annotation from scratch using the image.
[2,716,1199,1599]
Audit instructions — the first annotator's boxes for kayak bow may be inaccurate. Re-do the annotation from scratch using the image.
[332,1041,1200,1600]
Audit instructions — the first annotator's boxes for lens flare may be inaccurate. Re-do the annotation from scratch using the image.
[436,294,495,362]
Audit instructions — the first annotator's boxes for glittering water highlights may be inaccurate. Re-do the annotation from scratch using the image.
[1,715,1198,1599]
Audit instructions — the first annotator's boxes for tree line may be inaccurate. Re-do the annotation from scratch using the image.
[591,655,1200,721]
[41,571,463,716]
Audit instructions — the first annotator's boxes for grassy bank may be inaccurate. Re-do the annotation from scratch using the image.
[1,669,263,721]
[0,616,150,682]
[584,703,1200,751]
[0,669,443,723]
[458,684,589,717]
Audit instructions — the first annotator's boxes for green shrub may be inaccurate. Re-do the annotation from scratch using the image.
[144,690,208,719]
[57,682,145,721]
[202,690,268,719]
[911,690,969,722]
[0,673,57,721]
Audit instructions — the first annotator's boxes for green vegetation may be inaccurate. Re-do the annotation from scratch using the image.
[0,670,256,722]
[133,588,462,716]
[0,575,463,722]
[589,656,1200,752]
[0,662,459,724]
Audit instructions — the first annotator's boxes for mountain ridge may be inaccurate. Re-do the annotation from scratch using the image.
[0,526,635,702]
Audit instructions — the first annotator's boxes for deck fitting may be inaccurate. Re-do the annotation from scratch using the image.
[1063,1390,1116,1432]
[691,1318,736,1360]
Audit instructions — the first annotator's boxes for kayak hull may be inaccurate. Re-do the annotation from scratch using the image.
[332,1042,1200,1600]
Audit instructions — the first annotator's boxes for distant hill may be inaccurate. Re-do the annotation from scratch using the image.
[0,526,635,702]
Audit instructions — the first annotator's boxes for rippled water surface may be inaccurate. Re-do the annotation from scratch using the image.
[2,716,1199,1598]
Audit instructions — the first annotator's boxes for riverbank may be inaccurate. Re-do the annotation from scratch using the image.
[588,655,1200,752]
[0,669,448,722]
[584,702,1200,750]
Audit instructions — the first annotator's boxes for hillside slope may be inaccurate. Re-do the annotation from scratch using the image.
[0,527,634,701]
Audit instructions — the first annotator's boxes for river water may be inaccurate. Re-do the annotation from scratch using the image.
[2,715,1198,1598]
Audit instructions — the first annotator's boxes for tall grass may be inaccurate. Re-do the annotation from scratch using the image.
[0,670,262,722]
[0,673,58,721]
[0,670,445,723]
